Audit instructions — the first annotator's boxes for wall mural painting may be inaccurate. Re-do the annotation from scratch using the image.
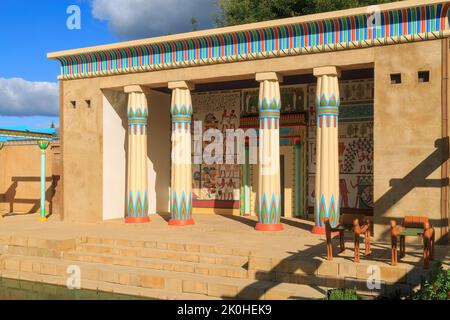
[191,91,242,202]
[241,85,307,117]
[308,79,374,212]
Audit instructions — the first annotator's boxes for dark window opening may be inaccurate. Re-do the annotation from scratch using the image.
[390,73,402,84]
[418,71,430,83]
[85,100,91,108]
[70,101,76,108]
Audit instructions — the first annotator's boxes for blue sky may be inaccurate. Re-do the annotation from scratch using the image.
[0,0,216,130]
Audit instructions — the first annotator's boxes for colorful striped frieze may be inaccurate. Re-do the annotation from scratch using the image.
[125,87,150,223]
[53,3,450,79]
[169,82,195,226]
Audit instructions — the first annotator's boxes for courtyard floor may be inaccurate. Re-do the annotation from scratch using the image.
[0,213,448,269]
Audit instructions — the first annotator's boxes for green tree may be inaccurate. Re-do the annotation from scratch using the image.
[191,17,199,31]
[215,0,394,27]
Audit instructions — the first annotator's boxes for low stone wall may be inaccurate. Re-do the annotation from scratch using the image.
[0,143,61,218]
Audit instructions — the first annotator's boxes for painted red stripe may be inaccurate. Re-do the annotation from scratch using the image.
[288,24,294,48]
[318,22,323,44]
[421,7,426,33]
[384,12,390,36]
[402,9,408,34]
[442,4,450,30]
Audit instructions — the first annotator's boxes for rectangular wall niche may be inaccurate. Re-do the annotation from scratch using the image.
[390,73,402,84]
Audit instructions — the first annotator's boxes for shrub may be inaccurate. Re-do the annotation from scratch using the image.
[412,263,450,300]
[325,288,362,300]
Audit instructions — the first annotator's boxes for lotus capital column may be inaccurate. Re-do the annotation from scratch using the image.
[256,72,283,231]
[125,85,150,224]
[168,81,194,226]
[312,66,341,234]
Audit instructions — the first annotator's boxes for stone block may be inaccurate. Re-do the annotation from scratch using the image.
[19,260,33,273]
[207,283,238,298]
[140,275,165,289]
[185,244,200,252]
[4,258,20,271]
[317,261,339,277]
[248,256,272,271]
[182,280,207,295]
[338,262,357,278]
[168,243,186,251]
[380,266,407,283]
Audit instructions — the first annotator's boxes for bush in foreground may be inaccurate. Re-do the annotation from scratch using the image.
[412,263,450,300]
[325,288,362,300]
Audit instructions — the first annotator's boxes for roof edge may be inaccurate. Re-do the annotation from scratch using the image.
[47,0,443,59]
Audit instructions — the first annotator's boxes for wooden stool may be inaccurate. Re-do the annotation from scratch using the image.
[324,214,371,263]
[390,216,435,269]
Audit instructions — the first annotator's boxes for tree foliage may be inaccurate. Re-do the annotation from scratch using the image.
[215,0,393,27]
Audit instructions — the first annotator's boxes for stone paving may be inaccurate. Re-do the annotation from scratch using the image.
[0,213,448,299]
[0,213,448,264]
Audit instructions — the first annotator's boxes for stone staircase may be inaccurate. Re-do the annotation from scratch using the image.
[0,236,328,300]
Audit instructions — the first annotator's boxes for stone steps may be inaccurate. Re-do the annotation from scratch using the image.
[62,251,249,279]
[75,242,249,268]
[83,236,252,256]
[0,254,327,300]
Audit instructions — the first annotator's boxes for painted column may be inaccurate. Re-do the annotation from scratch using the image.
[125,85,150,223]
[168,81,194,226]
[256,72,283,231]
[241,144,251,217]
[37,140,50,222]
[312,66,341,234]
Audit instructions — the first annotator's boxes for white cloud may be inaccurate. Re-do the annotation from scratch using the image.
[91,0,217,40]
[0,78,59,117]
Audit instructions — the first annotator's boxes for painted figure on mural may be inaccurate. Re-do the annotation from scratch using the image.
[205,113,219,130]
[357,149,370,173]
[339,178,350,208]
[220,109,229,131]
[219,164,226,178]
[218,178,226,200]
[225,179,235,200]
[229,110,238,130]
[339,142,346,173]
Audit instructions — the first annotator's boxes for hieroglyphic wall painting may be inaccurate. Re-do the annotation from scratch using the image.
[308,79,374,211]
[241,85,307,117]
[191,91,241,201]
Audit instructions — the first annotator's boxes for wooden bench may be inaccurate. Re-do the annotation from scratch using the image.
[390,216,435,269]
[324,214,371,263]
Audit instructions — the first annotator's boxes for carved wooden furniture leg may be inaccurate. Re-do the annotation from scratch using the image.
[390,220,398,266]
[364,219,371,256]
[325,218,333,261]
[354,218,361,263]
[400,235,406,259]
[431,229,435,261]
[423,222,433,270]
[339,230,345,253]
[423,236,430,270]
